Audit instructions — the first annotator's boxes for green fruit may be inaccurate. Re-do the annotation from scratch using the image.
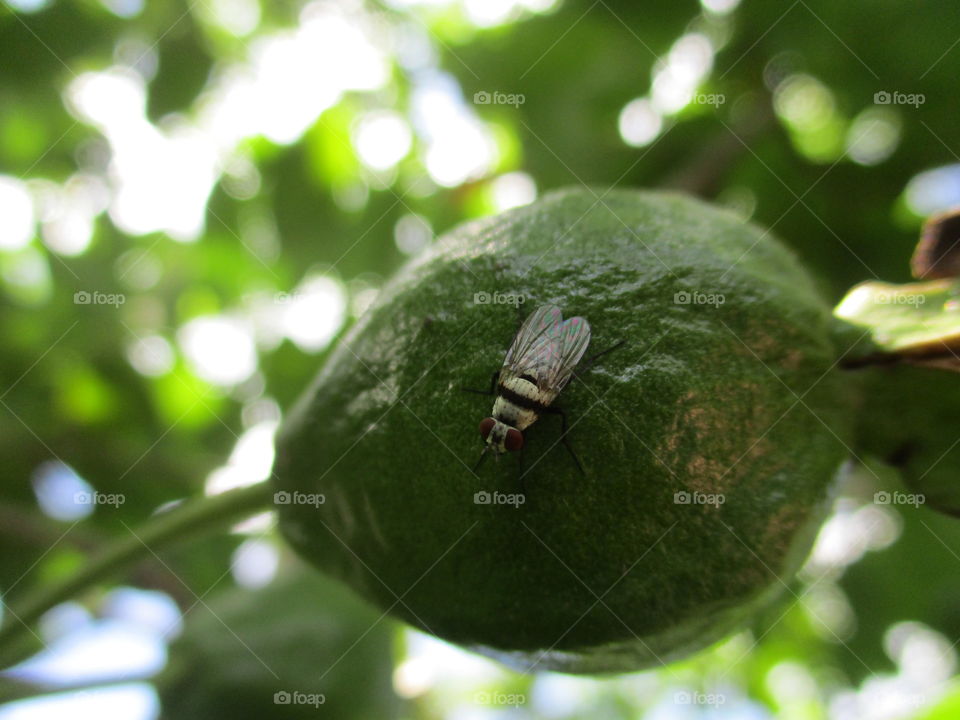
[273,188,857,674]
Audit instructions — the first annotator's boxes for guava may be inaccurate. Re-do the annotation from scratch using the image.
[272,188,858,673]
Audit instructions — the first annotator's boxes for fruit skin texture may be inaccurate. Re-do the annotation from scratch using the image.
[273,188,857,674]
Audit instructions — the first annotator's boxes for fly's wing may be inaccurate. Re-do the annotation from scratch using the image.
[503,306,591,392]
[503,305,564,390]
[554,315,591,391]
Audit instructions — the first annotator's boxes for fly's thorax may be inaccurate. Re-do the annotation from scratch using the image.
[499,374,540,396]
[492,396,538,432]
[500,374,559,405]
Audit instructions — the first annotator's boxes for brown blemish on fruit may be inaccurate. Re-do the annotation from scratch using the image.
[661,383,781,496]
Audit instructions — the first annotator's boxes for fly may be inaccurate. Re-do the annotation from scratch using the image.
[464,305,623,475]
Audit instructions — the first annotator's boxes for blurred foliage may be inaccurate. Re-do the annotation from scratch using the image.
[158,559,400,719]
[1,0,960,717]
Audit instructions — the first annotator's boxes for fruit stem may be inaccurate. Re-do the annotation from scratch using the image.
[840,347,960,370]
[0,481,273,663]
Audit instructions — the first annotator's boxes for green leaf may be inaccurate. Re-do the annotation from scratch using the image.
[835,279,960,369]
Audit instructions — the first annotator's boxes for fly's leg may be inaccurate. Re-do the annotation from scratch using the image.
[543,406,585,475]
[500,303,526,355]
[462,370,499,396]
[582,339,626,371]
[466,371,498,476]
[571,339,626,382]
[473,449,490,474]
[517,445,527,496]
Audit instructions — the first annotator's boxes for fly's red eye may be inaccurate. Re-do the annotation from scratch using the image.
[504,428,524,452]
[479,418,496,439]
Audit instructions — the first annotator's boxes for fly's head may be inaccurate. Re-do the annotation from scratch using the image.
[478,417,523,456]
